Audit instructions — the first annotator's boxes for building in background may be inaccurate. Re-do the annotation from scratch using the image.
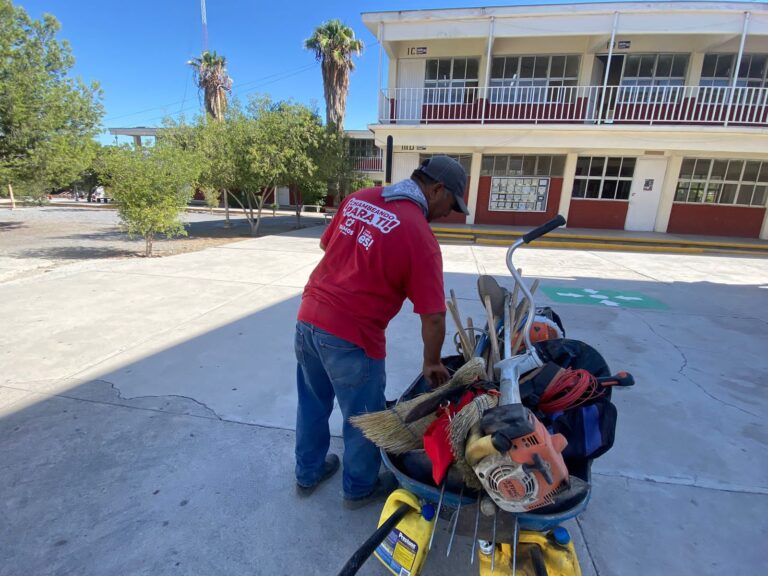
[362,2,768,238]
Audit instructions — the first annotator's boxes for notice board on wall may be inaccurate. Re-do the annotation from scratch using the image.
[489,177,549,212]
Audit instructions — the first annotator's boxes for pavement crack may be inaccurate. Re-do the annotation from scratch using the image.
[575,516,602,576]
[593,470,768,496]
[107,380,223,421]
[631,311,759,419]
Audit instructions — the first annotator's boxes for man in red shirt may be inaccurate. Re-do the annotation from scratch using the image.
[294,156,469,508]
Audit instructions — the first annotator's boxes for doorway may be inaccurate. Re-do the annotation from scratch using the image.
[625,157,668,231]
[593,54,625,122]
[396,60,426,124]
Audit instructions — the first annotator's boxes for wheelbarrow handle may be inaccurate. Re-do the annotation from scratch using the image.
[521,215,566,244]
[337,503,411,576]
[596,371,635,388]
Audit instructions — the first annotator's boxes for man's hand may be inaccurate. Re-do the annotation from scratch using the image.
[420,312,448,388]
[423,361,450,388]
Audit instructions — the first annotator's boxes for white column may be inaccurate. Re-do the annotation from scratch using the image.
[392,152,419,183]
[481,18,495,101]
[686,52,704,86]
[654,156,682,233]
[557,153,578,222]
[377,23,384,92]
[466,152,483,225]
[760,194,768,240]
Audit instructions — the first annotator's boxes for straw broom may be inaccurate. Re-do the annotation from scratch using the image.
[448,393,499,488]
[349,357,486,454]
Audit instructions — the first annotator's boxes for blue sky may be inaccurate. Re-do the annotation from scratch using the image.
[18,0,759,142]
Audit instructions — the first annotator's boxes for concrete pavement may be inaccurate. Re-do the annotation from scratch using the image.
[1,223,767,575]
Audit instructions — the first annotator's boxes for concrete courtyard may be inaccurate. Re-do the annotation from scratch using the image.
[1,212,767,575]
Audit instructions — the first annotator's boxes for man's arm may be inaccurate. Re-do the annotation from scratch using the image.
[420,312,450,387]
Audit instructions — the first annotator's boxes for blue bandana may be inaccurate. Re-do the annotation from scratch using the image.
[380,179,428,218]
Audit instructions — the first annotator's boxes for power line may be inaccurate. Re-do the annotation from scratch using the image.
[105,41,377,125]
[136,63,318,125]
[105,63,316,123]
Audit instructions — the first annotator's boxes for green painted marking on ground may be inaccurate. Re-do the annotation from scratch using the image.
[541,286,668,309]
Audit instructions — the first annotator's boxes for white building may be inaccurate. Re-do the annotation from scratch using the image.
[362,2,768,238]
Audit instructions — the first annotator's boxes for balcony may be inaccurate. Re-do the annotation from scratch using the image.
[378,85,768,127]
[352,155,383,172]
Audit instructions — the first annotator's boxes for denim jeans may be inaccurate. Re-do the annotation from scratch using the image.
[294,321,386,499]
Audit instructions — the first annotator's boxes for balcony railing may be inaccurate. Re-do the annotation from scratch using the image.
[378,85,768,126]
[352,155,383,172]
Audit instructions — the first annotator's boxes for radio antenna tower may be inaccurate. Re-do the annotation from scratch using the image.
[200,0,209,52]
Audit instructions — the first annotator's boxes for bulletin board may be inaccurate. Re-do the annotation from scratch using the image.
[489,177,549,212]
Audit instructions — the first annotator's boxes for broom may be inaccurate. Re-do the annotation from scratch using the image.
[448,393,499,489]
[349,357,486,454]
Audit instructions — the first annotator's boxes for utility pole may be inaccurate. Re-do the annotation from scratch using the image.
[201,0,209,53]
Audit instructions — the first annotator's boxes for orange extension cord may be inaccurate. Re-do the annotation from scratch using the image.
[538,369,603,414]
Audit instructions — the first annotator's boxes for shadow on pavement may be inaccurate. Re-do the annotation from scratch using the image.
[0,221,25,232]
[16,246,140,260]
[1,270,766,576]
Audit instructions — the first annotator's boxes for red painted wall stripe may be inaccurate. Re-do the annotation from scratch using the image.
[667,204,765,238]
[567,199,629,230]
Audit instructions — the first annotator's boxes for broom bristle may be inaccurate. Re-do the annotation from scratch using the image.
[448,394,498,488]
[349,357,487,454]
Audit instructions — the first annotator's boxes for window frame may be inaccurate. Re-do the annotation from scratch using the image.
[424,57,481,105]
[700,53,768,90]
[674,157,768,207]
[617,53,690,104]
[480,154,567,178]
[348,138,378,158]
[572,156,636,201]
[419,153,472,175]
[488,55,581,104]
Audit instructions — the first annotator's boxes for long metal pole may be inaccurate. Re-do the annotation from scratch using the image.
[597,12,619,125]
[725,11,751,127]
[200,0,209,52]
[378,23,384,93]
[482,17,495,124]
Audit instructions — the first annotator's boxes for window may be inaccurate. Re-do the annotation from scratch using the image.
[489,55,580,103]
[619,53,689,103]
[419,154,472,175]
[701,54,768,90]
[424,58,480,104]
[348,138,378,158]
[572,157,636,200]
[675,158,768,207]
[480,155,566,177]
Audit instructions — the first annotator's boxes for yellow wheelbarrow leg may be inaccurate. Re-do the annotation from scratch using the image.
[476,529,581,576]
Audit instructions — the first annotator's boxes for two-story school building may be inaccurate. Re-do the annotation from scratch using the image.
[361,2,768,238]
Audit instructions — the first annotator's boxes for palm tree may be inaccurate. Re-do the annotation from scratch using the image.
[305,20,364,132]
[187,51,233,123]
[188,51,234,226]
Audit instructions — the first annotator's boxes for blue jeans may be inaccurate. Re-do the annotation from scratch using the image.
[294,321,386,499]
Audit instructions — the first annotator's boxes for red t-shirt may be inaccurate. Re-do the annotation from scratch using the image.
[298,186,446,359]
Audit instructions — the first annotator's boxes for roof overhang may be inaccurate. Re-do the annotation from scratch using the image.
[362,2,767,40]
[108,127,158,137]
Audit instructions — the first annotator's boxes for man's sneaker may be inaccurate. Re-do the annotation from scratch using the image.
[296,454,340,497]
[343,472,398,510]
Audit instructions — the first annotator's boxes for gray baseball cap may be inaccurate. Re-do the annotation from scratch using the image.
[418,155,470,215]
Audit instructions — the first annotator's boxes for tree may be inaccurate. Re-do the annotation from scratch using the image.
[248,98,329,231]
[187,51,234,224]
[305,20,363,132]
[187,51,233,122]
[0,1,103,204]
[98,143,202,257]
